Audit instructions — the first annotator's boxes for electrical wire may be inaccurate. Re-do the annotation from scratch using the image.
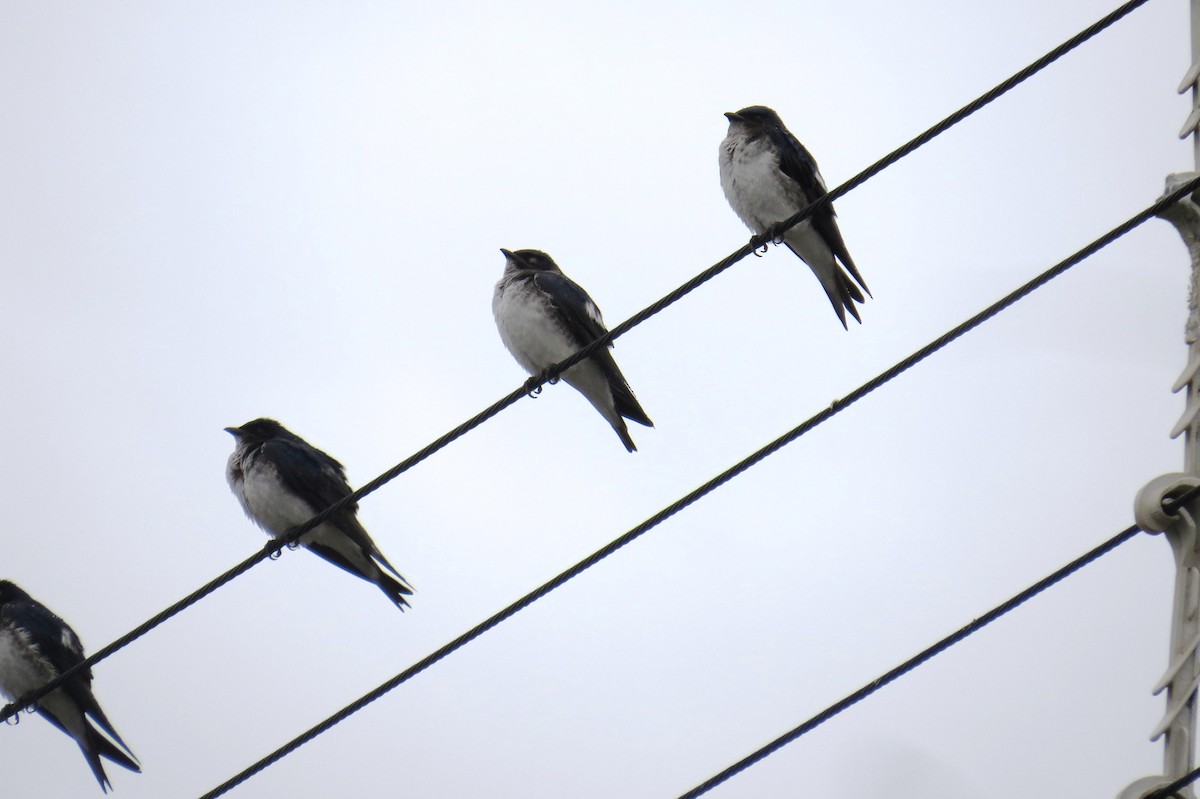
[1147,766,1200,799]
[676,525,1143,798]
[194,172,1200,797]
[676,425,1200,799]
[0,0,1160,733]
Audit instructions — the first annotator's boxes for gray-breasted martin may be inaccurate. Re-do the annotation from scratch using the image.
[0,580,140,793]
[493,248,653,452]
[225,418,414,609]
[720,105,870,327]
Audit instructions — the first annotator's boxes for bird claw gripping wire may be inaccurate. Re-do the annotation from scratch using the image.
[524,370,561,398]
[748,232,772,256]
[2,705,19,725]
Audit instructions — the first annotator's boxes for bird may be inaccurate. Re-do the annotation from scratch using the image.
[224,418,414,609]
[493,248,653,452]
[0,580,140,793]
[719,105,870,327]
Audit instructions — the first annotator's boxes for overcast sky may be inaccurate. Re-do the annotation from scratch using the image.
[0,1,1195,797]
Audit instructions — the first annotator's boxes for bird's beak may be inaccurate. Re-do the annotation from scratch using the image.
[724,111,742,122]
[223,426,240,437]
[499,248,514,259]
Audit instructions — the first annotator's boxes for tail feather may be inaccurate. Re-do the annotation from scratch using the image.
[611,418,638,453]
[79,739,113,794]
[80,720,141,794]
[84,700,139,765]
[376,570,415,611]
[827,268,866,329]
[595,352,653,432]
[35,696,139,793]
[371,549,413,588]
[307,540,414,611]
[784,239,867,328]
[613,391,653,429]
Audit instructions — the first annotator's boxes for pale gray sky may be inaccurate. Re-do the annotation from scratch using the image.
[0,1,1192,797]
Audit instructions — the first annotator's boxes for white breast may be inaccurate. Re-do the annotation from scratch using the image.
[0,626,53,700]
[233,459,317,538]
[719,134,801,232]
[493,280,579,375]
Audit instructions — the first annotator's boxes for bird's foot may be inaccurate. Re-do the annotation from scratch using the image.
[264,536,294,560]
[282,528,304,551]
[749,232,772,256]
[525,369,561,398]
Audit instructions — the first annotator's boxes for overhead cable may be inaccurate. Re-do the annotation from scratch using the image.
[0,0,1158,731]
[676,526,1142,798]
[1146,766,1200,798]
[193,171,1200,797]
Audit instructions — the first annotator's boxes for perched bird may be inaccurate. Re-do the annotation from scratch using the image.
[719,105,870,327]
[0,580,140,793]
[493,248,653,452]
[225,418,414,609]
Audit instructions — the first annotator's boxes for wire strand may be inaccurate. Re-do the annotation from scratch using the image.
[193,173,1198,797]
[676,525,1143,799]
[1146,766,1200,798]
[551,0,1156,378]
[0,0,1159,730]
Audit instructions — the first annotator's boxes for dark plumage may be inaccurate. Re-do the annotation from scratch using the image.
[493,248,653,452]
[225,418,414,609]
[719,105,870,327]
[0,580,140,793]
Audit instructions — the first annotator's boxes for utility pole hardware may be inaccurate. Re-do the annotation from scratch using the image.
[1121,6,1200,795]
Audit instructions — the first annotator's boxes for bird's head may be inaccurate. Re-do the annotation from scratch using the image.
[500,248,562,274]
[224,418,287,444]
[724,105,786,132]
[0,580,30,604]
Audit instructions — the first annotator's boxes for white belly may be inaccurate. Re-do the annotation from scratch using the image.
[720,136,802,232]
[235,463,318,538]
[0,627,51,701]
[493,283,578,375]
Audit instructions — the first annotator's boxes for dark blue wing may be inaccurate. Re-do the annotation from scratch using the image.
[768,125,868,294]
[0,597,108,731]
[531,270,608,349]
[768,125,826,204]
[532,271,652,427]
[259,437,390,563]
[2,598,88,681]
[260,437,357,515]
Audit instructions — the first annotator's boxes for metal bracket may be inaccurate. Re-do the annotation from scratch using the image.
[1118,167,1200,799]
[1158,174,1200,346]
[1136,474,1200,534]
[1123,473,1200,799]
[1120,775,1185,799]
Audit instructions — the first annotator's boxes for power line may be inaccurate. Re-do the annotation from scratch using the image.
[584,0,1156,366]
[761,0,1154,243]
[194,174,1199,797]
[0,0,1158,732]
[676,525,1143,799]
[1147,766,1200,798]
